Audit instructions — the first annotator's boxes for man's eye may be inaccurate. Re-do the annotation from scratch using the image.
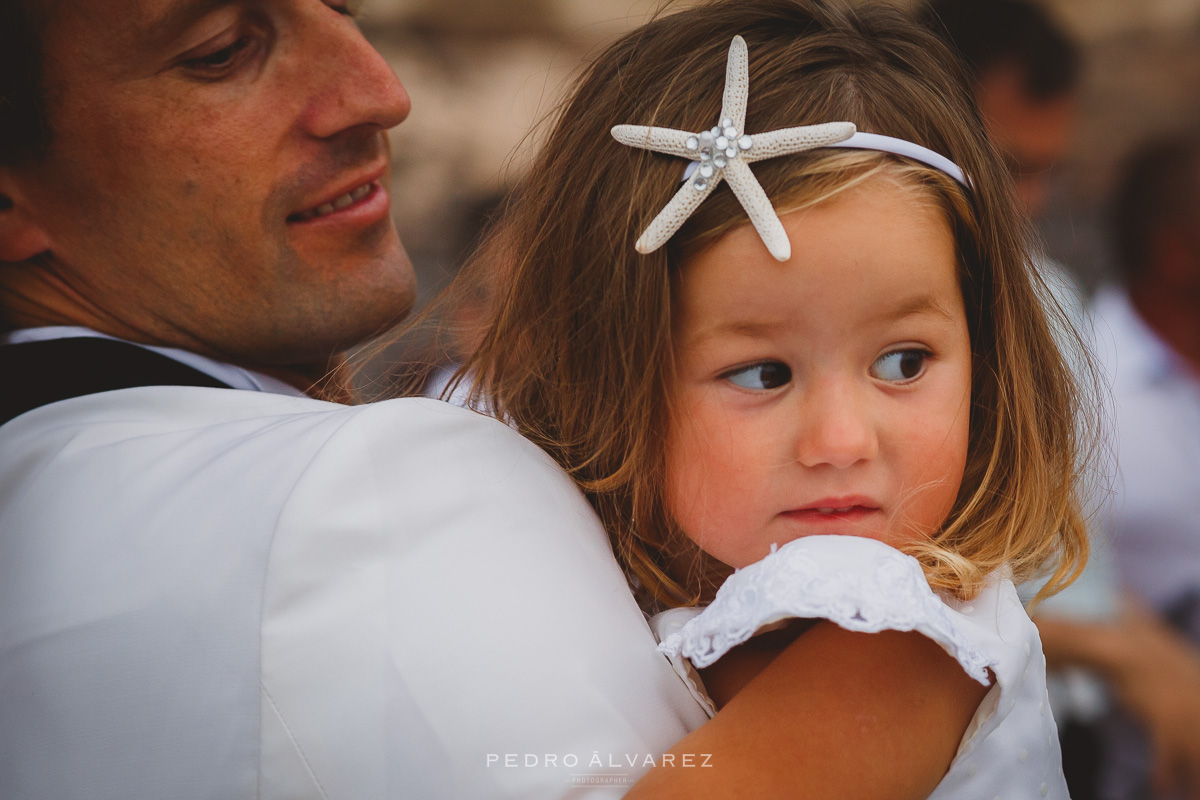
[723,362,792,390]
[870,349,929,383]
[183,37,252,72]
[328,0,361,17]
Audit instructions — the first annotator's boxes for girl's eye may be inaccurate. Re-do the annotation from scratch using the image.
[723,361,792,390]
[870,349,930,383]
[183,37,252,71]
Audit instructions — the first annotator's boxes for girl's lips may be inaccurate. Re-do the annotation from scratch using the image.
[788,495,881,515]
[781,506,881,523]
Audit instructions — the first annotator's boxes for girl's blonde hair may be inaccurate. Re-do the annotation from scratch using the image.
[423,0,1094,607]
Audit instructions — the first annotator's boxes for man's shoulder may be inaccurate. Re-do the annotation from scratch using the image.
[0,388,556,515]
[340,397,569,482]
[1,383,334,437]
[1,384,513,447]
[2,384,562,494]
[275,396,599,547]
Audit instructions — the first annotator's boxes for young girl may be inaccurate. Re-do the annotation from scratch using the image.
[430,0,1091,796]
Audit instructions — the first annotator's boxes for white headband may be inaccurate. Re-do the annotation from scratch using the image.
[682,131,969,189]
[612,35,970,262]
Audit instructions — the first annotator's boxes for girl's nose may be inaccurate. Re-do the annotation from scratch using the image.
[794,379,879,469]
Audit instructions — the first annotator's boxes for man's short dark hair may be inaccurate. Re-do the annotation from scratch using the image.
[0,0,51,165]
[919,0,1081,100]
[1110,136,1200,284]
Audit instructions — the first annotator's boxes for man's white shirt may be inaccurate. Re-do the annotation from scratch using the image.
[0,331,708,799]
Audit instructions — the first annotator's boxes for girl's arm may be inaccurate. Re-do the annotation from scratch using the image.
[626,621,988,799]
[696,619,818,708]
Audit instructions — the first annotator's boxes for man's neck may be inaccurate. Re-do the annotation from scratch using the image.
[1,266,347,399]
[1130,281,1200,376]
[2,325,344,400]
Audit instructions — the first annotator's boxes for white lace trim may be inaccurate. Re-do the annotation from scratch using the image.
[657,535,994,684]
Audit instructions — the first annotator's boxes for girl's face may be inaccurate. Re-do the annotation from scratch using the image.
[666,175,972,569]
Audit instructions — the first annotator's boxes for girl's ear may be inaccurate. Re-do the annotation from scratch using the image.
[0,175,53,263]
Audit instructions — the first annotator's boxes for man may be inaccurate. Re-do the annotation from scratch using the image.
[0,2,707,796]
[919,0,1078,217]
[0,2,982,798]
[923,4,1200,798]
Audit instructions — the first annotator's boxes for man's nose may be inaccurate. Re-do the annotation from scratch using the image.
[794,379,878,469]
[298,7,411,140]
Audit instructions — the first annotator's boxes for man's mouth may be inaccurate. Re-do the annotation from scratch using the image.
[289,181,377,222]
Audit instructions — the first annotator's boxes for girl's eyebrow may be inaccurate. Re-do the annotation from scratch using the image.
[686,319,786,347]
[686,293,956,347]
[881,294,956,323]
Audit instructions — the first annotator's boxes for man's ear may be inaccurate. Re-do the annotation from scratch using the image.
[0,174,53,263]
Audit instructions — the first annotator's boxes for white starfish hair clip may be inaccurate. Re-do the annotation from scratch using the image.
[611,35,970,262]
[611,35,855,262]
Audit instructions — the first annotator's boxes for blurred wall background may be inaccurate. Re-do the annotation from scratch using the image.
[360,0,1200,318]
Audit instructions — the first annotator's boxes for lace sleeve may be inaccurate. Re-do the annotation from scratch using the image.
[657,535,993,684]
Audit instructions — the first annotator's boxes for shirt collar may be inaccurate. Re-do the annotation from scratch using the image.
[0,326,308,397]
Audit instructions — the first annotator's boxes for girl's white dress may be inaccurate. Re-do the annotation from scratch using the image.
[650,535,1070,800]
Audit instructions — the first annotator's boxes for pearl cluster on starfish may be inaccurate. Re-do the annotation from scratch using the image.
[611,35,857,262]
[685,120,756,192]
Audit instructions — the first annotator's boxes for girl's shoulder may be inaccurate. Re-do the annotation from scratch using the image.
[652,535,1068,799]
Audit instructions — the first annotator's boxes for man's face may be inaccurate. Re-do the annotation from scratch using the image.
[977,66,1077,218]
[13,0,415,368]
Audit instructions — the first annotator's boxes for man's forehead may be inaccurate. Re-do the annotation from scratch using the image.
[140,0,239,50]
[45,0,235,53]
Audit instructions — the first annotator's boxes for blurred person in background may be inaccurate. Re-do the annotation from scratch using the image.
[1089,135,1200,800]
[920,0,1078,217]
[922,3,1200,799]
